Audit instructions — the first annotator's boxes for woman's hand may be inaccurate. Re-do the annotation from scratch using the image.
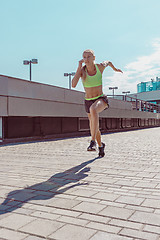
[116,68,123,73]
[78,59,84,68]
[72,59,84,88]
[108,62,123,73]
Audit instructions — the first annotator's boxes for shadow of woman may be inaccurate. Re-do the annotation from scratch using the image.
[0,157,99,215]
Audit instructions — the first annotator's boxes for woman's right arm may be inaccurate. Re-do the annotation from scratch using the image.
[72,59,84,88]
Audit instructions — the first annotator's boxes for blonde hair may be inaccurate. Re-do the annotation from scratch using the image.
[81,49,95,80]
[83,49,95,57]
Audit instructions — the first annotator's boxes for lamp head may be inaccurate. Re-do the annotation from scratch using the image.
[23,60,30,65]
[31,59,38,64]
[64,73,69,76]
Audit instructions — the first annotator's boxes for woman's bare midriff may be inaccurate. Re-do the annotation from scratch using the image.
[84,85,103,99]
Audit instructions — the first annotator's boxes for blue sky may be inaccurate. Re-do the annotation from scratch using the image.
[1,0,160,95]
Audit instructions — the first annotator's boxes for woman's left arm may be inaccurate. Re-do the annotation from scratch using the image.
[108,61,123,73]
[99,61,123,73]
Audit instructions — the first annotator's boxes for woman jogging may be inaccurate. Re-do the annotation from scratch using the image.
[72,49,123,157]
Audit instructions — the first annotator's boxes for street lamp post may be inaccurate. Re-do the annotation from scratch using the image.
[122,91,130,95]
[23,59,38,81]
[64,72,76,89]
[122,91,130,101]
[109,87,118,98]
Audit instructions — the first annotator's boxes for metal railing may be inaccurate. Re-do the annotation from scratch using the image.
[107,95,160,113]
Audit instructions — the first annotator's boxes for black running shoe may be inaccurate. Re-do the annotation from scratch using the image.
[87,140,96,151]
[98,142,105,157]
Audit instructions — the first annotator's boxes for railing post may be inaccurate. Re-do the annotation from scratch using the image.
[0,117,2,142]
[141,101,144,111]
[136,99,138,110]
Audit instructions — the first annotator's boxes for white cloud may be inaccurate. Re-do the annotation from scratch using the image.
[103,38,160,95]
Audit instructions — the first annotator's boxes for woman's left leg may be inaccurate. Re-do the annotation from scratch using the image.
[89,99,108,144]
[88,99,108,156]
[87,113,102,147]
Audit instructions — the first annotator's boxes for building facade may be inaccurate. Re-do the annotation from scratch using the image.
[137,77,160,93]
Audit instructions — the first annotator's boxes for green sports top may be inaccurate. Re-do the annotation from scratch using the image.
[82,64,102,88]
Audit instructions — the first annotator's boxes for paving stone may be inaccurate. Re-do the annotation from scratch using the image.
[142,199,160,208]
[115,196,144,206]
[48,224,96,240]
[19,219,64,237]
[156,183,160,189]
[0,213,35,230]
[7,207,35,215]
[72,202,106,214]
[43,198,81,209]
[0,204,12,212]
[86,221,121,234]
[109,219,143,230]
[0,186,19,198]
[52,193,76,200]
[125,204,154,213]
[30,211,60,220]
[57,215,88,226]
[51,208,81,217]
[99,206,134,220]
[70,189,97,197]
[0,228,28,240]
[143,225,160,234]
[99,200,126,208]
[155,209,160,214]
[114,180,136,187]
[92,192,119,201]
[24,203,54,212]
[134,182,158,188]
[96,177,117,184]
[29,195,80,209]
[120,228,158,240]
[24,236,45,240]
[90,231,133,240]
[136,193,160,200]
[75,196,100,203]
[31,190,55,197]
[129,211,160,226]
[79,213,110,223]
[0,212,11,221]
[6,191,37,202]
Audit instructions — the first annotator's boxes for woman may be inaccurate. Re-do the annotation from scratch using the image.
[72,49,123,157]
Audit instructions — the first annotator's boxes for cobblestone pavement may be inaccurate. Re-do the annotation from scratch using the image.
[0,127,160,240]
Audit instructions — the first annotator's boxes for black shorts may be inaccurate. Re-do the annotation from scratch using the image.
[85,94,109,113]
